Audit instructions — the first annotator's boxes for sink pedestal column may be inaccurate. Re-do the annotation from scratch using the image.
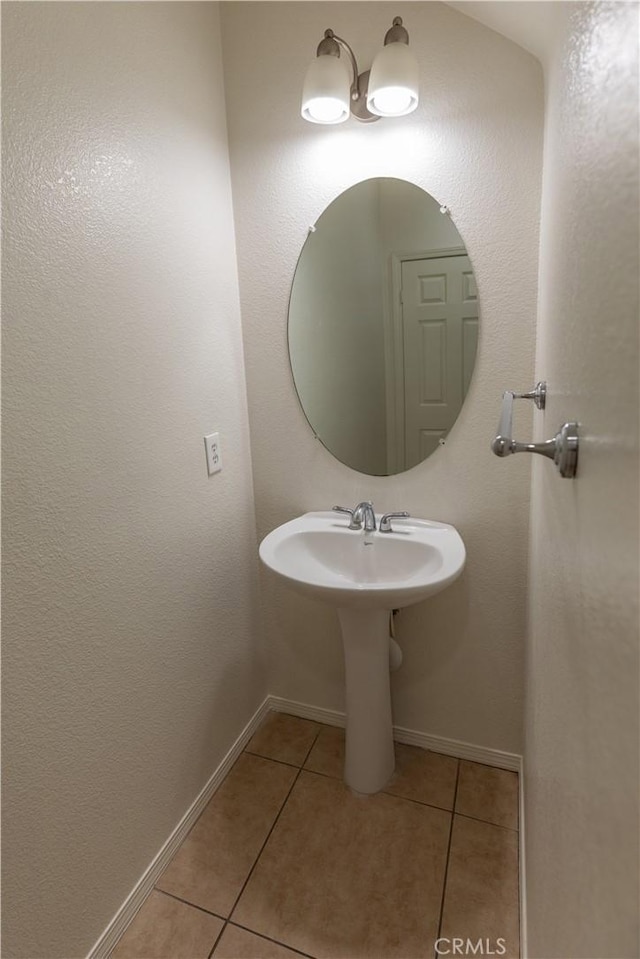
[337,607,395,794]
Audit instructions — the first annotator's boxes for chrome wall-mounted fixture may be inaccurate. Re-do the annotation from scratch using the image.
[301,17,419,125]
[491,381,579,478]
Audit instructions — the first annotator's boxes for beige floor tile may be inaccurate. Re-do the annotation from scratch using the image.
[246,712,320,766]
[111,890,223,959]
[156,754,297,916]
[440,815,520,958]
[455,761,519,830]
[303,724,344,779]
[213,923,310,958]
[305,728,459,811]
[232,770,451,958]
[387,745,458,809]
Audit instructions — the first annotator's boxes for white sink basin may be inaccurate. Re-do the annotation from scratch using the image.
[259,511,465,609]
[259,510,466,794]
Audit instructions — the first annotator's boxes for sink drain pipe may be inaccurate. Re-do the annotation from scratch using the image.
[389,609,403,671]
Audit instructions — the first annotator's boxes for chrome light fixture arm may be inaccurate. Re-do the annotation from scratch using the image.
[318,31,359,103]
[319,29,378,122]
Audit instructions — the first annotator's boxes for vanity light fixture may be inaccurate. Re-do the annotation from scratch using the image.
[301,17,419,125]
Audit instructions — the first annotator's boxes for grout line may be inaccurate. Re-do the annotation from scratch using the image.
[207,727,325,958]
[244,748,307,771]
[210,730,323,958]
[434,759,460,958]
[226,765,306,921]
[228,921,317,959]
[382,790,457,816]
[300,765,458,817]
[302,756,518,830]
[155,889,226,921]
[298,767,341,784]
[301,724,324,765]
[161,746,253,870]
[207,919,228,959]
[454,810,519,832]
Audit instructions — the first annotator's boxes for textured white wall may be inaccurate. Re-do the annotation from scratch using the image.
[2,4,265,957]
[221,1,543,753]
[524,3,640,957]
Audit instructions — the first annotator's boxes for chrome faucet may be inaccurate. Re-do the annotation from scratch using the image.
[332,500,377,532]
[333,502,411,534]
[353,501,377,532]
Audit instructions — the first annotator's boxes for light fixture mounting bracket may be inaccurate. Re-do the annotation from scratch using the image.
[351,70,378,123]
[323,28,379,123]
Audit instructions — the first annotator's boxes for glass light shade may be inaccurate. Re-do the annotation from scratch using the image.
[301,54,350,124]
[367,42,419,117]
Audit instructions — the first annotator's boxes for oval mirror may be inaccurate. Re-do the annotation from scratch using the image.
[288,178,479,475]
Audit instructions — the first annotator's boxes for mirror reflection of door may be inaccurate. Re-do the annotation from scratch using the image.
[396,252,479,470]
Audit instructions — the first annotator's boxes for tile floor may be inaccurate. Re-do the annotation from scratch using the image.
[112,713,520,959]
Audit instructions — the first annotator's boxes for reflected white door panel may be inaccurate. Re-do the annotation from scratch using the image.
[400,255,478,468]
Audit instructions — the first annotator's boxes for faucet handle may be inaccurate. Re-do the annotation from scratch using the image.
[379,511,410,533]
[332,505,362,530]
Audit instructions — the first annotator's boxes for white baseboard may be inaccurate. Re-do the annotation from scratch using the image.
[518,755,528,959]
[86,697,271,959]
[87,694,524,959]
[268,695,346,729]
[268,696,522,771]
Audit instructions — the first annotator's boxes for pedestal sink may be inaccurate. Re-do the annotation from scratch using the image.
[259,511,465,794]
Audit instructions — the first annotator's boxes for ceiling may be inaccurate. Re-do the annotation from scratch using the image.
[445,1,565,64]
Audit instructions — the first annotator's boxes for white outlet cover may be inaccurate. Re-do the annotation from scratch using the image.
[204,432,222,475]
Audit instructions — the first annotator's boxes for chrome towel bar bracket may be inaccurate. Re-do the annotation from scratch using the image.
[491,381,579,478]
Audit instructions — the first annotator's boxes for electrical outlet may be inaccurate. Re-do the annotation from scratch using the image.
[204,432,222,475]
